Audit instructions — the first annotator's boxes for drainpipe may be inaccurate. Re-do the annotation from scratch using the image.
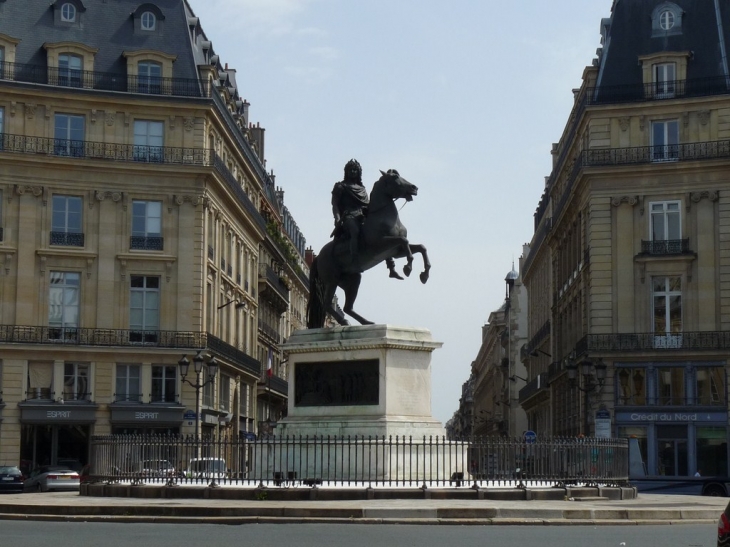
[715,0,730,87]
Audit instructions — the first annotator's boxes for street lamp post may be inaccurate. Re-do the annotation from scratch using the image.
[567,357,607,436]
[178,351,219,438]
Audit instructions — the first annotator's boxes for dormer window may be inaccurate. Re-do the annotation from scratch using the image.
[141,11,156,31]
[652,3,682,37]
[61,3,76,22]
[659,10,674,30]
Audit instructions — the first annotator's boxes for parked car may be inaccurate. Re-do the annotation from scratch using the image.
[720,500,730,546]
[24,466,80,492]
[186,458,227,480]
[140,459,175,478]
[0,466,25,493]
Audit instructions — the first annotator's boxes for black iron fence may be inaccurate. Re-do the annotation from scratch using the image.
[88,434,628,488]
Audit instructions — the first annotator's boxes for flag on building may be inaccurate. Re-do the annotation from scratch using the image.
[267,347,273,377]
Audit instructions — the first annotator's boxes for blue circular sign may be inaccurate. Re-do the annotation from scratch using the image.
[523,430,537,444]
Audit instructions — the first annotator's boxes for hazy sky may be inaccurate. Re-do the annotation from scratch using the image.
[189,0,611,424]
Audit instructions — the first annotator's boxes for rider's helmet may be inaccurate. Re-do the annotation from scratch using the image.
[344,159,362,184]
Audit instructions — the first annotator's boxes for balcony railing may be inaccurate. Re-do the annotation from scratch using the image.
[267,375,289,396]
[130,236,163,251]
[258,263,290,307]
[257,319,281,344]
[50,231,84,247]
[518,372,549,405]
[212,154,267,232]
[0,61,211,98]
[0,133,211,166]
[575,331,730,353]
[640,239,691,256]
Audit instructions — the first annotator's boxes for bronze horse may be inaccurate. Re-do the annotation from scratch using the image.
[307,169,430,328]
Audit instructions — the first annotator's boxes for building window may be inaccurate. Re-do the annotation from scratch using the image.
[115,364,141,402]
[27,362,53,400]
[657,367,685,405]
[133,120,163,162]
[651,120,679,162]
[202,365,214,407]
[219,374,230,412]
[58,53,82,87]
[646,201,681,254]
[654,63,676,98]
[54,113,85,157]
[141,11,156,30]
[151,365,176,403]
[659,10,674,30]
[696,368,726,406]
[616,368,647,406]
[51,195,84,246]
[129,275,159,343]
[48,271,80,340]
[63,362,89,401]
[0,47,4,79]
[60,2,76,22]
[0,106,4,154]
[137,61,162,94]
[697,427,729,476]
[131,200,163,250]
[653,276,682,347]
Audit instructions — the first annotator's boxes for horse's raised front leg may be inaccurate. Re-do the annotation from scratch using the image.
[408,243,430,283]
[341,273,373,325]
[386,258,404,280]
[379,235,413,277]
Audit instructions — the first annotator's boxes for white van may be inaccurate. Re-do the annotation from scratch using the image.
[186,457,227,480]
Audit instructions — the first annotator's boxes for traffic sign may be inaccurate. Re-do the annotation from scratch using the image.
[523,430,537,444]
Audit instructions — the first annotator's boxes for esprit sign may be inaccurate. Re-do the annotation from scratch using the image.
[46,411,71,419]
[134,412,159,420]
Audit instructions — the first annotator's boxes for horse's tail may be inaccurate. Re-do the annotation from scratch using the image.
[306,257,326,329]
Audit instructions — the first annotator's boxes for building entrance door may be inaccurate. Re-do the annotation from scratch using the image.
[657,425,688,476]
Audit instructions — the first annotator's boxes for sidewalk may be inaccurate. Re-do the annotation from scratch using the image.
[0,491,725,525]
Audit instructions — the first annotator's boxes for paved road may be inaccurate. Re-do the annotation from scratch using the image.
[0,521,718,547]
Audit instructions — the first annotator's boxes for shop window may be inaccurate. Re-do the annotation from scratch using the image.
[696,367,726,406]
[617,368,647,406]
[129,275,159,343]
[619,426,648,475]
[651,120,679,162]
[51,196,84,247]
[27,362,53,400]
[131,200,163,250]
[657,425,688,476]
[48,271,80,340]
[696,427,728,476]
[657,367,686,405]
[63,362,89,401]
[133,120,163,162]
[115,364,141,402]
[151,365,176,403]
[653,276,682,348]
[54,113,85,157]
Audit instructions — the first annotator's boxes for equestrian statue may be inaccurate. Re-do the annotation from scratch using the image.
[307,159,430,328]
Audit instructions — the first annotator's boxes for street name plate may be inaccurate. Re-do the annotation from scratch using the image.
[294,359,379,407]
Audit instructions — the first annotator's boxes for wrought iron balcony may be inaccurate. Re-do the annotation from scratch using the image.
[0,133,211,165]
[640,239,691,256]
[518,372,549,405]
[575,331,730,354]
[264,374,289,397]
[0,61,211,98]
[257,319,281,344]
[50,231,84,247]
[130,236,163,251]
[211,154,267,232]
[258,263,290,313]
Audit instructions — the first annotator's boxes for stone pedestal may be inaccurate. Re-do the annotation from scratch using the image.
[277,324,445,438]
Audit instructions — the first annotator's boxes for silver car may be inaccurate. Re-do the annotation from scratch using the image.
[25,465,80,492]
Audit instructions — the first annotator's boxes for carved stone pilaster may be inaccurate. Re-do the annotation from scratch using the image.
[618,117,630,132]
[91,190,123,208]
[610,195,639,207]
[173,194,204,207]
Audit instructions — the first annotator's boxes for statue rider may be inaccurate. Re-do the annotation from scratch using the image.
[331,159,403,279]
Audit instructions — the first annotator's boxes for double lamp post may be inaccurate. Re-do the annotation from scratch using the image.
[178,351,218,438]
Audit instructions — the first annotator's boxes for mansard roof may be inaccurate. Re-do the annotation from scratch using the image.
[596,0,730,89]
[0,0,198,79]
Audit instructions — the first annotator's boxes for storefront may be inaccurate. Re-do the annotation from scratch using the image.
[18,402,98,473]
[614,360,728,477]
[109,404,183,435]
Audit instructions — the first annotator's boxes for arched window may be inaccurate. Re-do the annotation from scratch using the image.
[61,3,76,22]
[141,11,156,31]
[659,10,674,30]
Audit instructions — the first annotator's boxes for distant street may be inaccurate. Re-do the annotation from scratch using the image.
[0,521,717,547]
